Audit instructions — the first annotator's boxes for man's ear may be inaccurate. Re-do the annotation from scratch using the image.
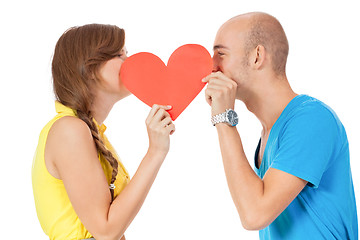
[251,45,266,70]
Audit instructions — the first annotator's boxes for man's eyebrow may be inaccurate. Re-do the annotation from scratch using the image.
[213,44,229,51]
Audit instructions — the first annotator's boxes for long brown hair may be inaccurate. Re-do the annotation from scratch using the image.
[52,24,125,201]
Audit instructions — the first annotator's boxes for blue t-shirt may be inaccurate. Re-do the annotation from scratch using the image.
[254,95,358,239]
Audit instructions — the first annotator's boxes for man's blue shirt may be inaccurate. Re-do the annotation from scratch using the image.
[254,95,357,239]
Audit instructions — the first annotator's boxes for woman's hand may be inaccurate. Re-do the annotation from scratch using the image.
[145,104,175,157]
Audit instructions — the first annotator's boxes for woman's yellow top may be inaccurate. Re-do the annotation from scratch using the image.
[32,101,130,240]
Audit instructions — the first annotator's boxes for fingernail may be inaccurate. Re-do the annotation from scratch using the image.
[167,105,172,109]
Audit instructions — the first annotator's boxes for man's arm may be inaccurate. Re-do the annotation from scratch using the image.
[216,123,307,230]
[203,72,307,230]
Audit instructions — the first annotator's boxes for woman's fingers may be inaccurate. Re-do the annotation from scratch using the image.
[145,104,175,154]
[161,117,176,135]
[146,104,174,133]
[146,104,172,125]
[167,123,176,135]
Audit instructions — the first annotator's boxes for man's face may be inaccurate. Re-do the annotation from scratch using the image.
[212,21,251,89]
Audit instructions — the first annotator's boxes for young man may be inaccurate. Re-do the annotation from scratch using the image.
[203,12,357,239]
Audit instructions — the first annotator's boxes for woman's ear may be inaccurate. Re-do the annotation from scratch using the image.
[251,45,266,70]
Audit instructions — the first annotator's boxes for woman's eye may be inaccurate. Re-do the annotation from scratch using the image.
[116,50,128,58]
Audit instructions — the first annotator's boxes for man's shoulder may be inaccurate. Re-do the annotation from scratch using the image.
[282,95,346,141]
[289,95,339,124]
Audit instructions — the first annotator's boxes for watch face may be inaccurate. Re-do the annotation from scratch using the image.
[227,110,239,126]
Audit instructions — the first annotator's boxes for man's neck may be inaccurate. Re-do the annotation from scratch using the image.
[242,77,297,133]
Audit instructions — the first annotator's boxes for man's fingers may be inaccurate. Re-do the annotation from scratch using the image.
[202,71,223,82]
[202,71,237,87]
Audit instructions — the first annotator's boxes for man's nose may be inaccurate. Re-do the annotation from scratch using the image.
[212,60,221,73]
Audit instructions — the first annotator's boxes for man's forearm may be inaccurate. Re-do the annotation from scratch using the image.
[216,123,265,229]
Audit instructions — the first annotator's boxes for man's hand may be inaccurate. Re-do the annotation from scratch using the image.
[202,71,237,115]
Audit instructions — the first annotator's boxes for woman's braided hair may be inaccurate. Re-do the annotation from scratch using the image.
[52,24,125,201]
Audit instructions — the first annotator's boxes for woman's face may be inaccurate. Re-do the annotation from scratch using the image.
[98,47,130,98]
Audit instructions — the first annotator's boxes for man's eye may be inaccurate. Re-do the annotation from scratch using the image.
[218,52,225,56]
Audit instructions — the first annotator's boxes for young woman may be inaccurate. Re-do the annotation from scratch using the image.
[32,24,175,240]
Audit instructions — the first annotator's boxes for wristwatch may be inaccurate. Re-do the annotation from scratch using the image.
[211,109,238,126]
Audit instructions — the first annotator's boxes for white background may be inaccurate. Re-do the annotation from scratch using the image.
[1,0,359,239]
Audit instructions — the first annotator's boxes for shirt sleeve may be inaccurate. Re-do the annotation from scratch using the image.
[270,103,339,188]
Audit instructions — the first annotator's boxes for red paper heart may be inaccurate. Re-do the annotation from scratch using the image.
[120,44,213,120]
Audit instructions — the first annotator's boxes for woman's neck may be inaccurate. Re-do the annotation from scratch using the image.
[91,91,119,125]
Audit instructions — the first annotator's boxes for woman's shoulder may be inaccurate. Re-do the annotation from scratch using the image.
[52,116,91,136]
[46,116,98,178]
[47,116,94,153]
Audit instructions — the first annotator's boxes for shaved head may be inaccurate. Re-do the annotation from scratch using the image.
[224,12,289,75]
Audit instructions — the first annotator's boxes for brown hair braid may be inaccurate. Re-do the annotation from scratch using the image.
[52,24,125,201]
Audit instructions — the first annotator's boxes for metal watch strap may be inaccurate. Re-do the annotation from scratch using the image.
[211,112,226,126]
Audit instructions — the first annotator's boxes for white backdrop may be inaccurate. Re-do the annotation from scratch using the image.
[1,0,359,239]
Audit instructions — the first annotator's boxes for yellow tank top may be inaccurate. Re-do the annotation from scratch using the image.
[32,101,130,240]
